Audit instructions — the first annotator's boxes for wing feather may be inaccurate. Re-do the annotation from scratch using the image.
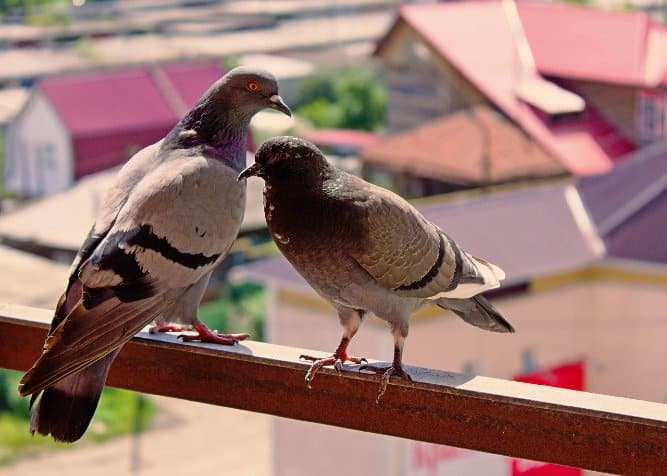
[19,295,164,397]
[348,184,504,299]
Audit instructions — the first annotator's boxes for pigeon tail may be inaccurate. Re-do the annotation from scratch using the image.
[29,350,118,443]
[436,294,514,333]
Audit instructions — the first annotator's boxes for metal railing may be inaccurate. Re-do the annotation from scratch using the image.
[1,304,665,474]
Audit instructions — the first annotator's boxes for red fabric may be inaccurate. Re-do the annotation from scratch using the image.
[511,459,581,476]
[510,361,585,475]
[513,361,585,391]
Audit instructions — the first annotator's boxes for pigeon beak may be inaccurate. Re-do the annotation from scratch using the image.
[238,163,262,181]
[268,95,291,116]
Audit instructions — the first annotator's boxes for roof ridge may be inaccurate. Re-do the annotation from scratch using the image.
[598,173,667,236]
[150,66,189,118]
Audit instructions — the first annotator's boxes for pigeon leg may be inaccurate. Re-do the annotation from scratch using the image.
[178,321,250,346]
[149,323,193,334]
[360,323,412,403]
[175,273,250,345]
[300,336,368,387]
[300,308,366,388]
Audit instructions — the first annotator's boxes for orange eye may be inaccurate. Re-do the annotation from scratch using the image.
[246,81,260,92]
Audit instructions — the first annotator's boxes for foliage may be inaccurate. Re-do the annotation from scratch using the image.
[76,36,99,59]
[295,67,387,131]
[199,282,266,341]
[0,0,71,25]
[0,369,155,466]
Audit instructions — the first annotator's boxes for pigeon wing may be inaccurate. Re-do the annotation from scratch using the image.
[350,186,504,299]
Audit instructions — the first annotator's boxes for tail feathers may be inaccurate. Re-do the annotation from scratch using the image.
[30,350,118,443]
[437,294,515,333]
[471,255,505,286]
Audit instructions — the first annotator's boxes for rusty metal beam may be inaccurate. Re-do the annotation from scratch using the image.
[1,304,666,474]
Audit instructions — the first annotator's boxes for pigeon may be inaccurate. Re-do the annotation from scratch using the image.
[239,137,514,402]
[18,67,291,442]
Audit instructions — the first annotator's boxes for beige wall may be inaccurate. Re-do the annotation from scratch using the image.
[267,276,667,476]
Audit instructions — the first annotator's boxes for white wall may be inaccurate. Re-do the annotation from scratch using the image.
[5,91,73,196]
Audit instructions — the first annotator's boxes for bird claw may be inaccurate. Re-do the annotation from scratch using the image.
[333,359,344,373]
[177,323,250,346]
[300,352,366,388]
[359,364,413,403]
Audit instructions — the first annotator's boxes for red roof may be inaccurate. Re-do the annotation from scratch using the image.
[389,1,637,175]
[160,61,226,109]
[361,106,565,184]
[41,68,179,136]
[39,61,227,178]
[519,2,667,87]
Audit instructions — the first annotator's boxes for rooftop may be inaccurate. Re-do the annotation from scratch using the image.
[578,141,667,264]
[360,106,565,184]
[39,60,225,137]
[377,1,638,176]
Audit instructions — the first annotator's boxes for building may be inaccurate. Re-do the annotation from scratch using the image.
[4,60,237,197]
[371,1,667,189]
[238,145,667,476]
[360,105,566,197]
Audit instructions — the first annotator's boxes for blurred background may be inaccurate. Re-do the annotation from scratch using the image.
[0,0,665,474]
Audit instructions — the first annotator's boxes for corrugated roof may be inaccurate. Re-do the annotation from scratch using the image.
[241,182,605,288]
[37,61,228,178]
[380,1,636,176]
[519,2,667,87]
[360,106,565,184]
[40,67,178,136]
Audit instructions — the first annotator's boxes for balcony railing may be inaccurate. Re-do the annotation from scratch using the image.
[1,304,665,474]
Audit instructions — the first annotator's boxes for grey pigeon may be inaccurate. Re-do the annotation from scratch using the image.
[18,67,291,442]
[239,137,514,402]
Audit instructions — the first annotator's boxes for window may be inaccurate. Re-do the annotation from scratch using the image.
[636,89,665,144]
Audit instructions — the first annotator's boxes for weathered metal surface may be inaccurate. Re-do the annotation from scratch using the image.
[1,305,666,474]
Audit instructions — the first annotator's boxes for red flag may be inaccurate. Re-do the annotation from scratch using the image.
[510,360,585,476]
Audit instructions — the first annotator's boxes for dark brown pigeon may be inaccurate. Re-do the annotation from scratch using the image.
[18,67,291,442]
[239,136,514,402]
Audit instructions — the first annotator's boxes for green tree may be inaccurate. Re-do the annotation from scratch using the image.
[296,67,387,131]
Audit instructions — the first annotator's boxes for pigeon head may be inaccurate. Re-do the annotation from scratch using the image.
[238,136,329,183]
[177,67,291,149]
[211,67,291,118]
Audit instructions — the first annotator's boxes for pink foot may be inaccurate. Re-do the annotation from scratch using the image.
[178,322,250,346]
[299,353,367,388]
[359,363,413,403]
[149,323,193,334]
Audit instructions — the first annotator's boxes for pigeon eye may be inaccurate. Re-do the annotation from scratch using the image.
[246,81,260,92]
